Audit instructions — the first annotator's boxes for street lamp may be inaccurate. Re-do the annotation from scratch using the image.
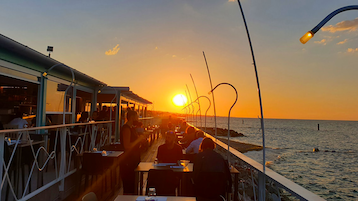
[209,82,238,166]
[300,5,358,44]
[193,96,211,132]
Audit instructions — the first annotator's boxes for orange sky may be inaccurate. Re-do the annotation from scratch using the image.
[1,1,358,121]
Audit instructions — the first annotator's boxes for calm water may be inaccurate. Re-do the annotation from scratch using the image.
[196,117,358,200]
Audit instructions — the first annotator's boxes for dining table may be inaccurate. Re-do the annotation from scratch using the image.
[114,195,196,201]
[134,161,239,200]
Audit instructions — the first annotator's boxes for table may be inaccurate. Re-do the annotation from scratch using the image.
[78,151,124,193]
[134,162,239,200]
[114,195,196,201]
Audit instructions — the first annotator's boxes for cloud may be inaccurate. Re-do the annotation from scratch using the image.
[172,55,177,58]
[337,39,348,45]
[228,0,236,1]
[105,44,120,55]
[322,18,358,33]
[314,39,326,45]
[155,47,158,50]
[347,48,358,53]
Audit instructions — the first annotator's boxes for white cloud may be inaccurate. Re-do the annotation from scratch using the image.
[314,39,326,45]
[322,18,358,33]
[337,39,348,45]
[105,44,120,56]
[347,48,358,53]
[228,0,236,2]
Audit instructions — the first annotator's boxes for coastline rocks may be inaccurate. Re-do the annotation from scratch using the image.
[200,127,245,137]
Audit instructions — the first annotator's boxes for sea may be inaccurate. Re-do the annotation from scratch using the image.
[195,116,358,201]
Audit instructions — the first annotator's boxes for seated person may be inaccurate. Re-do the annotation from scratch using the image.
[78,112,89,123]
[180,126,196,148]
[9,110,28,129]
[157,131,183,163]
[186,130,205,154]
[193,137,232,200]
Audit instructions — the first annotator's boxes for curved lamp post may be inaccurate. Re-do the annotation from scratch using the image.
[192,96,211,132]
[43,63,75,125]
[209,82,238,165]
[236,5,267,199]
[300,5,358,44]
[186,84,195,124]
[203,51,218,142]
[190,74,202,127]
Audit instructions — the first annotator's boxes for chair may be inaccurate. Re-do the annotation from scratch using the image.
[82,192,98,201]
[194,172,228,201]
[146,169,179,196]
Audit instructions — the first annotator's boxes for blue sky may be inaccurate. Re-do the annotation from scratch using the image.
[1,0,358,120]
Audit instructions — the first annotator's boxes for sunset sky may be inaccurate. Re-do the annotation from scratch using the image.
[1,0,358,120]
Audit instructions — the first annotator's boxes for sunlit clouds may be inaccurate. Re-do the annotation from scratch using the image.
[347,48,358,53]
[314,39,326,45]
[322,18,358,33]
[105,44,120,56]
[337,39,348,45]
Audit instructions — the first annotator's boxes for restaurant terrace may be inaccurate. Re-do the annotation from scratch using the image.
[0,33,325,201]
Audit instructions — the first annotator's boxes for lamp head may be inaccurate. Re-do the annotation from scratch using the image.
[42,72,47,77]
[300,31,314,44]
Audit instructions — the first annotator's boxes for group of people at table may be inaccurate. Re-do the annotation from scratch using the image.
[120,110,232,200]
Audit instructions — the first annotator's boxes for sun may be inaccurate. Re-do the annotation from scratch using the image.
[173,94,187,107]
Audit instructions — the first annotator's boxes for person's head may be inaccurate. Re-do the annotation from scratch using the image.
[14,110,23,118]
[196,130,205,139]
[126,110,139,124]
[186,126,195,135]
[92,111,99,120]
[199,137,216,152]
[165,130,177,146]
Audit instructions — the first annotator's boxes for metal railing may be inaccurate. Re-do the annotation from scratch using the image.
[0,121,114,201]
[203,132,326,201]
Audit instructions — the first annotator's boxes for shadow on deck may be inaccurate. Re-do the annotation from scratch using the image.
[63,134,165,201]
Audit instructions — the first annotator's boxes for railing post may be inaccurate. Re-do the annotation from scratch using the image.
[58,127,67,191]
[0,133,4,198]
[258,171,265,201]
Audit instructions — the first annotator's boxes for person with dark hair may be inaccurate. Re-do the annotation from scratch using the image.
[120,110,141,194]
[157,131,183,163]
[9,110,28,129]
[180,126,196,148]
[79,112,89,123]
[193,137,232,201]
[186,130,205,154]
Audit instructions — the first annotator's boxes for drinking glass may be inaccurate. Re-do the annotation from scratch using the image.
[148,187,156,196]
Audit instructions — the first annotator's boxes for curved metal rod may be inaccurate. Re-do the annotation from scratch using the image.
[190,74,202,127]
[186,84,195,124]
[209,82,238,166]
[311,5,358,34]
[203,51,218,142]
[183,100,200,127]
[236,1,266,199]
[193,96,211,132]
[44,63,76,125]
[184,90,191,122]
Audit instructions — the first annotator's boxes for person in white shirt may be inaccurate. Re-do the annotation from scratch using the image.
[186,131,205,154]
[9,111,28,129]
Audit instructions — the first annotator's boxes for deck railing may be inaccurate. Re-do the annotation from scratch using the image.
[203,133,326,201]
[0,121,114,201]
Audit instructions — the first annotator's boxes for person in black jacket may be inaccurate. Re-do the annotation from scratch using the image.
[120,110,141,194]
[193,137,232,201]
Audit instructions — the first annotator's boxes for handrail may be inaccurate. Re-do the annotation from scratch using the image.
[203,132,325,201]
[0,121,114,133]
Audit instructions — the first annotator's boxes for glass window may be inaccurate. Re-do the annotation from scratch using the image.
[46,80,72,112]
[0,65,39,83]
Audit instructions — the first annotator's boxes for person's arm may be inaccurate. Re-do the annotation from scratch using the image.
[186,141,195,154]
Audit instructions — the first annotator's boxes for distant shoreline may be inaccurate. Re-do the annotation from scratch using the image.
[199,127,263,153]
